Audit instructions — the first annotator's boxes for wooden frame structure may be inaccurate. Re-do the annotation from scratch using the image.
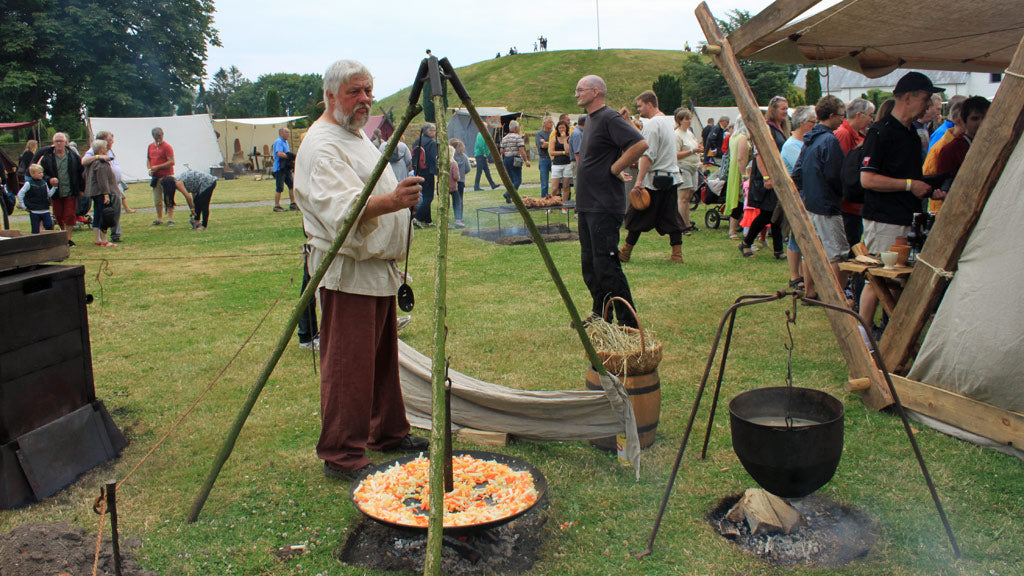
[696,0,1024,451]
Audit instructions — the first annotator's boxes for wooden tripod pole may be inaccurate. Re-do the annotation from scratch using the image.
[424,55,452,576]
[186,102,423,523]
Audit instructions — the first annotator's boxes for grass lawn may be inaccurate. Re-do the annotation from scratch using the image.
[2,175,1021,576]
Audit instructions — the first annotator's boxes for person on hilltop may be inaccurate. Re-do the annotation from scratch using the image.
[573,74,648,327]
[293,59,429,482]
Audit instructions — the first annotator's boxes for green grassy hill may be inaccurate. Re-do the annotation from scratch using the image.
[375,49,695,128]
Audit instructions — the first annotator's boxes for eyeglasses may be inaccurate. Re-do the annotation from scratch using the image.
[574,87,595,95]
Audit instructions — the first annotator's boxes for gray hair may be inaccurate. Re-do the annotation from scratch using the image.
[91,139,108,154]
[791,105,816,127]
[420,123,435,137]
[95,130,113,141]
[152,127,163,139]
[846,98,874,119]
[719,115,730,123]
[732,115,747,138]
[323,59,373,100]
[52,132,68,143]
[508,120,520,131]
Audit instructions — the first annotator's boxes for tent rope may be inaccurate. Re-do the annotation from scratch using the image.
[915,255,956,281]
[1004,69,1024,80]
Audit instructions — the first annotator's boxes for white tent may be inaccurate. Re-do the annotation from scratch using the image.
[86,114,224,183]
[211,116,305,169]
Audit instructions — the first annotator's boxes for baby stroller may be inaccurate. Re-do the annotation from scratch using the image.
[700,167,728,229]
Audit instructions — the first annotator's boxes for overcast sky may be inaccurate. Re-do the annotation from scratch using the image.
[205,1,836,99]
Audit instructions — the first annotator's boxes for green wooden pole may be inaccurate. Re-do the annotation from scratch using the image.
[423,85,451,576]
[186,103,423,523]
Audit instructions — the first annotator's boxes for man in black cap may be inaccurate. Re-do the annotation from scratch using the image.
[858,71,946,328]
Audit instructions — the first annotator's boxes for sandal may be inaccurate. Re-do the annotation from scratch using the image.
[727,233,739,240]
[788,277,805,290]
[738,243,754,258]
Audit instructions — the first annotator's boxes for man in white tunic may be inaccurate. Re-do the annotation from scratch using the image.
[294,59,429,482]
[620,90,685,263]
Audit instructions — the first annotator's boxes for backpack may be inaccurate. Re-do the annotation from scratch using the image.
[411,140,427,171]
[841,144,866,204]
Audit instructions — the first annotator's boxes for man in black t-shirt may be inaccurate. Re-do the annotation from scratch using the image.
[574,74,648,327]
[858,71,946,326]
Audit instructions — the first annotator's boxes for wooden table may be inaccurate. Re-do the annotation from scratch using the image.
[839,260,914,315]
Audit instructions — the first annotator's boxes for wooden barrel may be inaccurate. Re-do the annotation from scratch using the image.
[585,366,660,451]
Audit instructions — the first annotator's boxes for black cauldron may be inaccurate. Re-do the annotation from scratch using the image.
[729,387,844,498]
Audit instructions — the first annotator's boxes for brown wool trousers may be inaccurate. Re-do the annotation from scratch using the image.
[316,289,410,472]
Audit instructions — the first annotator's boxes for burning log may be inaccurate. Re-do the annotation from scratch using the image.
[725,488,804,535]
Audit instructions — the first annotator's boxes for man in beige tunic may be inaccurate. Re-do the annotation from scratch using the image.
[294,59,428,481]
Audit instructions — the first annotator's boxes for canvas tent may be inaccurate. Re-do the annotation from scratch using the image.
[211,116,305,170]
[446,107,519,151]
[702,0,1024,458]
[87,115,224,183]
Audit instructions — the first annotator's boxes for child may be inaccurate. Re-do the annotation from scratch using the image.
[17,164,56,234]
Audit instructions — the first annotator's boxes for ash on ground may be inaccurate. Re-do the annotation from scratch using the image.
[708,492,876,568]
[0,522,156,576]
[338,501,547,574]
[462,224,576,245]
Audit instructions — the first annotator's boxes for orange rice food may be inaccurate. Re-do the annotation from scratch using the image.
[353,454,539,528]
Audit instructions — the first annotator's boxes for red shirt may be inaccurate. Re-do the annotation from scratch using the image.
[834,119,865,215]
[147,141,175,178]
[934,134,971,176]
[833,119,864,155]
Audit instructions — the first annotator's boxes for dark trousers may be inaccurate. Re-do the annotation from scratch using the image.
[578,211,637,327]
[413,174,435,223]
[194,182,215,227]
[539,157,551,197]
[317,289,410,472]
[297,249,318,343]
[474,154,496,189]
[503,156,522,190]
[744,208,784,255]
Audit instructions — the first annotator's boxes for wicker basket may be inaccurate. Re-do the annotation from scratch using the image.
[595,297,663,375]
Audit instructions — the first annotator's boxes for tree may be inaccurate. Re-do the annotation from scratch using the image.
[862,88,893,109]
[1,0,220,127]
[805,68,822,105]
[652,75,683,113]
[265,88,282,117]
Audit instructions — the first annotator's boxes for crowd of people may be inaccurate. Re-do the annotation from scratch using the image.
[6,126,211,246]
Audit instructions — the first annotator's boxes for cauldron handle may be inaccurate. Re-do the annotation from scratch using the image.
[602,296,646,353]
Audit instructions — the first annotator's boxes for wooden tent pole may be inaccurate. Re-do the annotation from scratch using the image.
[695,1,890,407]
[880,35,1024,373]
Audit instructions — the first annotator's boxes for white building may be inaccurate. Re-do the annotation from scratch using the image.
[794,66,1002,101]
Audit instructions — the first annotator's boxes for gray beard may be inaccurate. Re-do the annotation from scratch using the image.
[334,106,370,132]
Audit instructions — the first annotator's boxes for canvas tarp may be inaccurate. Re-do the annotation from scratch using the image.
[397,340,642,474]
[741,1,1022,78]
[906,139,1024,458]
[87,115,224,182]
[211,116,305,166]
